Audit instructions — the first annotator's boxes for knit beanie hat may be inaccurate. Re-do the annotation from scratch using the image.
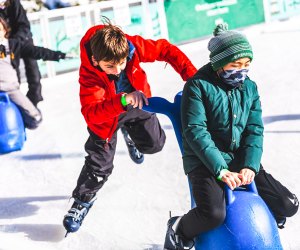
[208,23,253,71]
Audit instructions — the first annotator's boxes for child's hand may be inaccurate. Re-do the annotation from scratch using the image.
[221,171,242,190]
[55,52,66,61]
[238,168,255,185]
[125,91,149,109]
[65,52,79,59]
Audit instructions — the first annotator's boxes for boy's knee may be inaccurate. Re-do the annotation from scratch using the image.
[280,193,299,217]
[195,206,226,230]
[185,206,225,238]
[138,134,166,154]
[206,207,226,228]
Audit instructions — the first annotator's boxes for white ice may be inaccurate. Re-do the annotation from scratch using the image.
[0,15,300,250]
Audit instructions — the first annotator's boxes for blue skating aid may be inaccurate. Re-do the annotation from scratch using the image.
[194,183,283,249]
[0,92,26,154]
[143,91,283,250]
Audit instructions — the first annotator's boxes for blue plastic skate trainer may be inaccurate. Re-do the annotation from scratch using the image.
[0,92,26,154]
[143,91,283,250]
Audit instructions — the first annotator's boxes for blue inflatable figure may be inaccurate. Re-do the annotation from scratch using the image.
[143,91,283,250]
[0,92,26,154]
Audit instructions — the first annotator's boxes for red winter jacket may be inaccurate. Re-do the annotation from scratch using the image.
[79,25,197,141]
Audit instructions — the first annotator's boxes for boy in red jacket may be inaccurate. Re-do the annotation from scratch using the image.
[63,20,197,235]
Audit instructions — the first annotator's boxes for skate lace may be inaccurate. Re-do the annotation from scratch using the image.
[66,207,88,222]
[174,235,194,250]
[65,197,96,222]
[170,216,194,250]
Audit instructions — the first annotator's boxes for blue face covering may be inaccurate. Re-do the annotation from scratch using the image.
[218,68,249,87]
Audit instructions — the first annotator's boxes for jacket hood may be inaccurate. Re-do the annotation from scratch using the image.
[79,25,107,84]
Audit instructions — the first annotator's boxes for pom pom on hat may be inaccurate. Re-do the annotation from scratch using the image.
[208,23,253,71]
[213,23,229,36]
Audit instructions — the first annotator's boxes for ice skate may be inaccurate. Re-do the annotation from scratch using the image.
[121,126,144,164]
[163,216,194,250]
[63,196,96,237]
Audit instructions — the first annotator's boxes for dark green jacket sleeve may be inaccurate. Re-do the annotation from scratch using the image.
[181,80,228,176]
[239,84,264,173]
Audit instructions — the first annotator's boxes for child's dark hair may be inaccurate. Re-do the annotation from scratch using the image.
[0,16,11,38]
[90,16,129,64]
[0,0,10,8]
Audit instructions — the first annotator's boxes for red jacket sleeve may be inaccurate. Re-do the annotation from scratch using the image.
[127,35,197,81]
[79,65,125,125]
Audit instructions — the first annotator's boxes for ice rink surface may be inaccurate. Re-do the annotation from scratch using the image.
[1,15,300,250]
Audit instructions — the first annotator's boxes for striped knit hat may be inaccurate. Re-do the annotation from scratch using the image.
[208,23,253,71]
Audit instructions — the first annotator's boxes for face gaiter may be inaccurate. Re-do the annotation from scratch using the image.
[218,68,249,87]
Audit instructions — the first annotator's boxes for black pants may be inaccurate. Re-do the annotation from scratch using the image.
[178,166,299,239]
[72,108,166,201]
[23,39,42,106]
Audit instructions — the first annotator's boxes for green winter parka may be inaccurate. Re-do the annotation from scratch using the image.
[181,63,264,177]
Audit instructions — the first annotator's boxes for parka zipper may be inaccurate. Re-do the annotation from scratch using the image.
[103,73,119,143]
[227,90,236,150]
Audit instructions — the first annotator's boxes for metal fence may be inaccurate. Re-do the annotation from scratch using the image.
[27,0,167,77]
[26,0,300,78]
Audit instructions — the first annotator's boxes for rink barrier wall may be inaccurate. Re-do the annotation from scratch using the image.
[26,0,167,78]
[25,0,300,78]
